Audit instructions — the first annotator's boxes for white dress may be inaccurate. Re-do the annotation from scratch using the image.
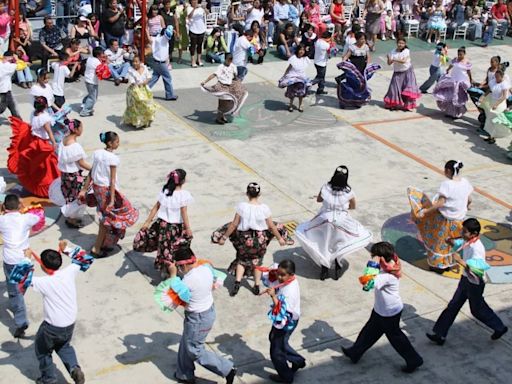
[295,184,373,268]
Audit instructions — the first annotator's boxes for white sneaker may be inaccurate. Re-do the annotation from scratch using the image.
[391,35,395,39]
[382,35,386,41]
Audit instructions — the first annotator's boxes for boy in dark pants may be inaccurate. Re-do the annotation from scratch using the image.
[427,218,508,345]
[313,31,331,95]
[264,260,306,383]
[30,246,90,384]
[342,242,423,373]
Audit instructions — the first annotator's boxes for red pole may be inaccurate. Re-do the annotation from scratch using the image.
[140,0,146,63]
[8,0,19,50]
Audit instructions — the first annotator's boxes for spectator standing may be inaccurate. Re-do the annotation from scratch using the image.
[245,0,265,30]
[71,16,97,54]
[187,0,208,67]
[149,26,178,100]
[0,2,12,54]
[39,16,66,70]
[105,39,130,85]
[102,0,126,47]
[161,0,180,62]
[147,3,166,37]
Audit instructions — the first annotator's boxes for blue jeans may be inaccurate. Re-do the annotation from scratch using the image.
[269,321,305,383]
[278,44,296,60]
[149,60,175,99]
[176,306,233,381]
[108,62,130,80]
[482,22,495,45]
[207,52,225,64]
[80,82,98,115]
[236,66,248,81]
[433,276,506,338]
[419,64,442,92]
[3,262,28,328]
[16,67,34,83]
[35,321,79,384]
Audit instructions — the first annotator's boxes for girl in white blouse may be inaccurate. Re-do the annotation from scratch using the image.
[31,96,57,148]
[216,183,289,296]
[80,131,138,258]
[141,169,194,274]
[57,118,91,228]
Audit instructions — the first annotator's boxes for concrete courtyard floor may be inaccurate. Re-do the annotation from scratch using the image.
[1,42,512,384]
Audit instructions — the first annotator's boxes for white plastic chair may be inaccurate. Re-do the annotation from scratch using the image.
[438,26,447,42]
[453,23,468,40]
[404,17,420,38]
[205,12,219,34]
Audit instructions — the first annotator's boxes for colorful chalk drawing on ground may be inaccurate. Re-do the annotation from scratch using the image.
[382,213,512,284]
[0,176,61,244]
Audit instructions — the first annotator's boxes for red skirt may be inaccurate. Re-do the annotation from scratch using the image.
[7,117,60,197]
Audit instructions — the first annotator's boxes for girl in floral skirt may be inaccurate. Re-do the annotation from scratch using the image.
[212,183,293,297]
[57,118,91,228]
[79,131,139,258]
[140,169,194,273]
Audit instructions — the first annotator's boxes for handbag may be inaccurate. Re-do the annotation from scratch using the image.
[133,221,160,253]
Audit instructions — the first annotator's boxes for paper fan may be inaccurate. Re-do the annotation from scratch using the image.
[154,277,191,313]
[48,178,66,206]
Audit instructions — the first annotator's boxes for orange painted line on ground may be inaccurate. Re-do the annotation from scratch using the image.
[355,109,479,126]
[353,123,512,210]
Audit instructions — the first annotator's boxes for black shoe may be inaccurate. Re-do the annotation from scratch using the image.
[316,90,328,95]
[226,367,237,384]
[174,373,196,384]
[230,281,241,297]
[341,346,358,363]
[71,366,85,384]
[426,332,445,345]
[165,96,178,101]
[491,326,508,340]
[320,266,329,281]
[252,285,260,295]
[13,324,28,338]
[401,360,423,373]
[269,374,291,383]
[334,260,342,281]
[292,360,306,372]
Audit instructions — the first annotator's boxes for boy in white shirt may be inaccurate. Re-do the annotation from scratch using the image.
[264,259,306,383]
[31,245,91,384]
[0,50,21,118]
[0,194,39,338]
[51,51,78,108]
[313,31,331,95]
[79,46,104,117]
[427,218,508,345]
[342,242,423,374]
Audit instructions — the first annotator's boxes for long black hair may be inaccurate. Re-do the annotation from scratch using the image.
[34,96,48,114]
[163,169,186,196]
[328,165,351,192]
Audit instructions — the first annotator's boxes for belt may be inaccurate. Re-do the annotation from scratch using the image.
[153,59,168,63]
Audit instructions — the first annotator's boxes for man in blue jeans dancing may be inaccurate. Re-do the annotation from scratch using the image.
[167,247,236,384]
[149,26,178,101]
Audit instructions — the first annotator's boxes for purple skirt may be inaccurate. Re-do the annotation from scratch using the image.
[383,67,421,111]
[433,75,470,118]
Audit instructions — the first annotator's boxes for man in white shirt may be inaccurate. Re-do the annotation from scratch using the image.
[313,31,331,95]
[169,247,236,384]
[0,194,39,338]
[427,218,508,345]
[31,247,86,384]
[148,26,178,101]
[105,38,130,85]
[342,242,423,374]
[0,50,21,118]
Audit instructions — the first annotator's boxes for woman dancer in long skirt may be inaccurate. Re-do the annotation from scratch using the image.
[337,32,381,108]
[407,160,473,271]
[79,132,139,258]
[479,70,511,144]
[383,38,421,111]
[57,118,91,228]
[201,53,248,124]
[212,183,293,296]
[278,44,311,112]
[433,46,473,118]
[295,166,373,280]
[139,169,194,275]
